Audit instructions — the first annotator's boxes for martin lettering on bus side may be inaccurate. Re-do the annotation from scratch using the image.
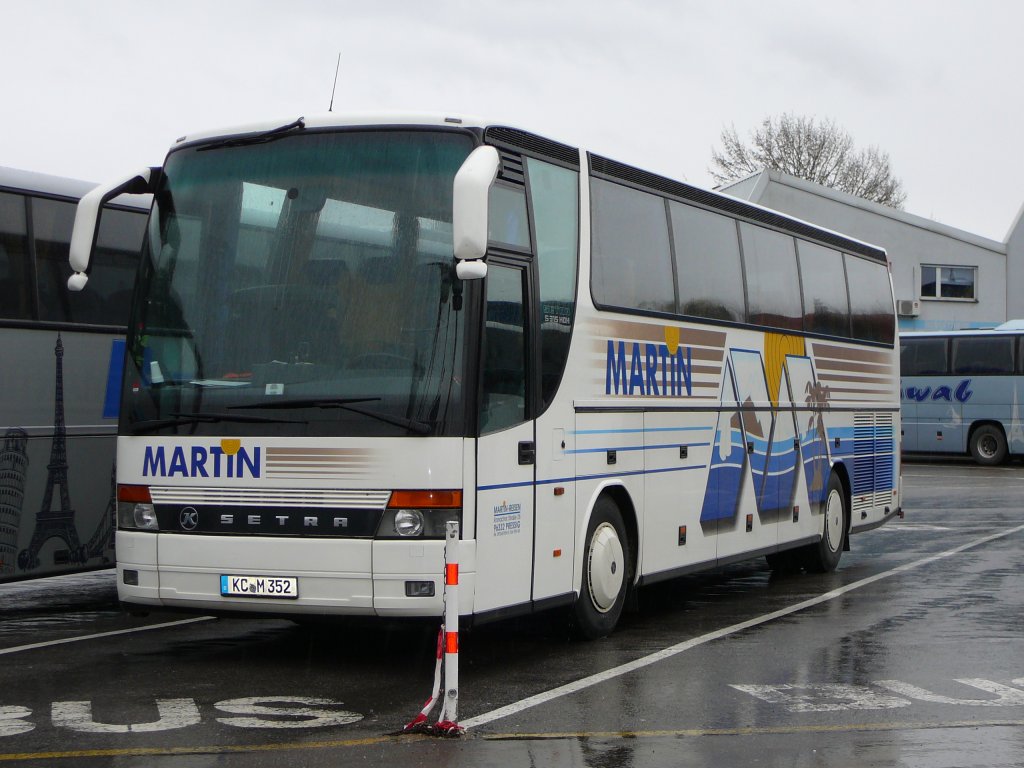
[142,443,262,479]
[605,339,693,397]
[901,379,974,404]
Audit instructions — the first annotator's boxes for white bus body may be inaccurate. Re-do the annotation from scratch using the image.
[75,115,900,636]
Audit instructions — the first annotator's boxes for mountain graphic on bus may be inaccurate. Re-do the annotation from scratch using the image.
[699,359,747,523]
[700,347,831,524]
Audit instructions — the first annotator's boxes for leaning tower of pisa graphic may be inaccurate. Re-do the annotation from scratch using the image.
[0,428,29,576]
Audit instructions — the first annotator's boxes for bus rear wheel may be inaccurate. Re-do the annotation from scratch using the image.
[969,424,1007,465]
[572,497,631,639]
[799,472,847,573]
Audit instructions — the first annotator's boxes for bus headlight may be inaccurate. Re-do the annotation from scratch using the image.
[393,509,424,537]
[376,490,462,539]
[116,485,158,531]
[116,502,158,530]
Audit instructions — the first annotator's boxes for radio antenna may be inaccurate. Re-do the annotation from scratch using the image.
[328,53,341,112]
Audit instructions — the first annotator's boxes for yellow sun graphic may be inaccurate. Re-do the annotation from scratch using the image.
[764,333,805,406]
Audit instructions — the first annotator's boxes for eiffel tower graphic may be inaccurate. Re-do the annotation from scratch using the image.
[18,334,86,571]
[83,465,116,564]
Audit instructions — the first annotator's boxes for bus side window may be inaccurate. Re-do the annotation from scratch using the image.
[527,157,579,410]
[670,201,744,323]
[739,223,802,332]
[845,254,895,345]
[952,337,1013,375]
[797,241,850,337]
[590,178,674,315]
[32,197,82,323]
[0,192,32,320]
[903,338,948,376]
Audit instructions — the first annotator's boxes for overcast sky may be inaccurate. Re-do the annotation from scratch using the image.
[2,0,1021,241]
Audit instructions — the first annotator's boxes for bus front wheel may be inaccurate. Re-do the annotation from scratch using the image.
[572,497,631,639]
[969,424,1007,465]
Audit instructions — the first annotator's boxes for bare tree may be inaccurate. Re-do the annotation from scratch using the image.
[710,113,906,209]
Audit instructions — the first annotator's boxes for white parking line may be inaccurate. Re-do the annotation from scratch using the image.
[461,523,1024,730]
[0,616,216,656]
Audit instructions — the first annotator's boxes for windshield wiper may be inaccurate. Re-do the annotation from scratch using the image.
[229,397,381,410]
[229,397,431,435]
[197,117,306,151]
[130,411,306,434]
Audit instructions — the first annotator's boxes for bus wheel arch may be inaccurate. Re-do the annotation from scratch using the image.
[572,487,637,639]
[968,422,1008,465]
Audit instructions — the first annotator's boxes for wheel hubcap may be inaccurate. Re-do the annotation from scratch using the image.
[825,488,843,553]
[979,435,997,458]
[588,522,625,613]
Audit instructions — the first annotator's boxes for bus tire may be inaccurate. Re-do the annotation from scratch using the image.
[800,472,847,573]
[969,424,1007,466]
[572,497,630,639]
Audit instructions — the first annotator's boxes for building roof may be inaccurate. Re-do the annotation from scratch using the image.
[718,168,1007,253]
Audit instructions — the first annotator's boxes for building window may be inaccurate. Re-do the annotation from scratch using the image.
[920,264,976,300]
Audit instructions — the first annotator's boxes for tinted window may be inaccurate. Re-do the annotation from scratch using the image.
[0,192,32,320]
[952,336,1014,375]
[845,254,894,344]
[489,185,530,250]
[591,179,674,314]
[528,158,578,408]
[739,223,801,331]
[33,198,144,326]
[669,201,744,322]
[480,264,527,434]
[32,197,77,323]
[89,207,147,325]
[900,337,947,375]
[797,241,850,337]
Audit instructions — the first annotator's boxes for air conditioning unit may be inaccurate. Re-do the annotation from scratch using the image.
[896,299,920,317]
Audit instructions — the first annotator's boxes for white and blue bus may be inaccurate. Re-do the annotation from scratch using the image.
[68,115,900,636]
[0,166,148,582]
[900,327,1024,465]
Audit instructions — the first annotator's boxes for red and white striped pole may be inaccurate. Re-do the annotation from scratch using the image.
[403,520,463,736]
[434,520,462,735]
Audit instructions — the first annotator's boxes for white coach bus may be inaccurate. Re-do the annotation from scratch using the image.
[67,115,900,637]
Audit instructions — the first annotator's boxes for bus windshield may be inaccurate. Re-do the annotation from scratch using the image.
[123,128,475,437]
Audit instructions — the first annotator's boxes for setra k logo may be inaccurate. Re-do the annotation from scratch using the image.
[179,507,199,531]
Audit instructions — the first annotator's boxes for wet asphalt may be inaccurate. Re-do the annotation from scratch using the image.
[0,459,1021,767]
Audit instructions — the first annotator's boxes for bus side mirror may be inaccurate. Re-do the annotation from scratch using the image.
[68,167,158,291]
[452,145,499,280]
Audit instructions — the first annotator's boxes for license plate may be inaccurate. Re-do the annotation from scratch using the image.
[220,575,299,599]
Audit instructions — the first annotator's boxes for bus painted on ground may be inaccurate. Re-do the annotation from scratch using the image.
[68,115,900,636]
[900,328,1024,465]
[0,166,149,582]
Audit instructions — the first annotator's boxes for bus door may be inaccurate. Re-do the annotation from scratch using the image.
[474,261,536,614]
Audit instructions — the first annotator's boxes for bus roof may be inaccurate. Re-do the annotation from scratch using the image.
[170,112,887,263]
[0,165,96,200]
[0,165,151,211]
